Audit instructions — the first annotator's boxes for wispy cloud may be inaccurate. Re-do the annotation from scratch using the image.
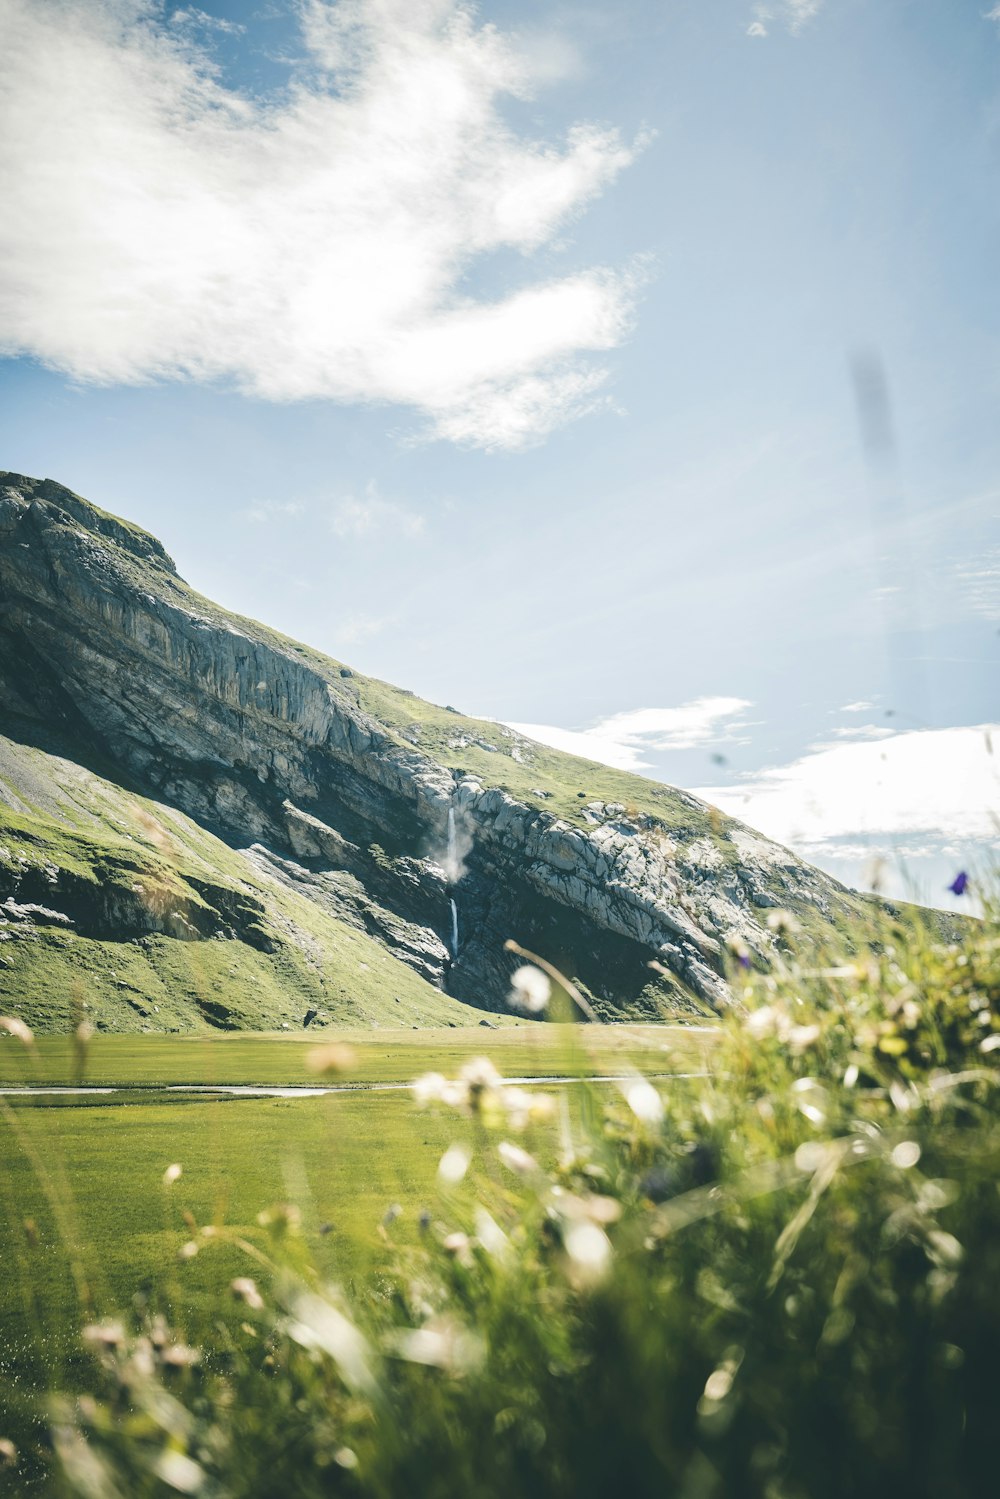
[509,697,753,771]
[244,499,307,525]
[334,611,396,647]
[169,7,245,37]
[747,2,824,38]
[953,547,1000,621]
[825,724,895,742]
[0,0,645,450]
[331,482,425,540]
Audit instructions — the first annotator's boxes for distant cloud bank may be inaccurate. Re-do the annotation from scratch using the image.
[696,724,999,906]
[513,701,998,905]
[0,0,644,449]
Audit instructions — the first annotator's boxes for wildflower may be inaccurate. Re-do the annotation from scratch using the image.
[333,1449,359,1471]
[384,1317,482,1373]
[459,1055,501,1102]
[0,1438,16,1468]
[153,1451,204,1492]
[746,1005,779,1040]
[383,1203,403,1226]
[179,1241,199,1260]
[498,1140,538,1176]
[162,1163,182,1185]
[787,1023,821,1055]
[726,936,752,970]
[412,1072,449,1106]
[474,1205,511,1260]
[891,1141,921,1169]
[501,1086,555,1129]
[947,871,969,896]
[438,1142,472,1183]
[305,1042,357,1075]
[508,964,551,1013]
[442,1231,472,1262]
[563,1221,612,1285]
[231,1277,264,1310]
[161,1342,201,1368]
[0,1015,33,1045]
[82,1321,125,1350]
[765,909,800,937]
[257,1203,301,1235]
[622,1078,664,1125]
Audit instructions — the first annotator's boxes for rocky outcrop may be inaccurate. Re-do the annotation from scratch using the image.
[0,471,875,1018]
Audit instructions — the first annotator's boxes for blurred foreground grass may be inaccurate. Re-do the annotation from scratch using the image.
[1,902,999,1497]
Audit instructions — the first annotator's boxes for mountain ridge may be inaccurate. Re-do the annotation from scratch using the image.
[0,470,906,1032]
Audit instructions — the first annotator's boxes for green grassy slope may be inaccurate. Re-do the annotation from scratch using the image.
[0,733,493,1034]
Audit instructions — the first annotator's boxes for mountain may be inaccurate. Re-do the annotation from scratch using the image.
[0,470,891,1033]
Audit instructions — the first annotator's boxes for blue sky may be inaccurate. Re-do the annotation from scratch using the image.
[0,0,997,907]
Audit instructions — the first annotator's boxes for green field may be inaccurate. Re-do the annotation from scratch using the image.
[0,1024,715,1469]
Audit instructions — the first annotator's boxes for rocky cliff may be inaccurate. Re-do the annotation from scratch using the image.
[0,471,886,1030]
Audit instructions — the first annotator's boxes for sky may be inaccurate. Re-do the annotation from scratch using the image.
[0,0,997,910]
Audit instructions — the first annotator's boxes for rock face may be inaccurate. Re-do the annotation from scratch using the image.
[0,471,878,1023]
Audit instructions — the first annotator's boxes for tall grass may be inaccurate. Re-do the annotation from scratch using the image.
[4,898,1000,1498]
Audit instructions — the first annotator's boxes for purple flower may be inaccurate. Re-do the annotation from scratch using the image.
[947,871,969,897]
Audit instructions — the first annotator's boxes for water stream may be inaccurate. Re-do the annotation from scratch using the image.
[446,803,460,957]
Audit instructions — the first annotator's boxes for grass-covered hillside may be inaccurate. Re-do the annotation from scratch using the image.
[0,730,493,1034]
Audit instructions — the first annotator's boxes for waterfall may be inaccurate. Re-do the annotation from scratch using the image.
[447,805,459,957]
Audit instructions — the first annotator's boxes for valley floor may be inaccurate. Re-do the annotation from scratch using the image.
[0,1023,714,1476]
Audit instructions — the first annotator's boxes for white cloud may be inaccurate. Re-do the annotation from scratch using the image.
[170,7,245,36]
[953,547,1000,621]
[0,0,644,449]
[331,482,425,539]
[509,697,753,771]
[335,611,396,646]
[244,499,307,525]
[748,2,823,38]
[694,724,999,857]
[839,699,875,713]
[825,724,895,742]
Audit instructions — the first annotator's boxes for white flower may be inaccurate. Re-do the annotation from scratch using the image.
[501,1086,555,1129]
[231,1278,264,1310]
[508,964,551,1013]
[459,1056,502,1092]
[438,1142,472,1184]
[412,1072,449,1107]
[563,1221,612,1284]
[746,1005,778,1040]
[162,1163,183,1185]
[82,1321,125,1350]
[623,1078,664,1125]
[0,1016,33,1045]
[498,1141,538,1176]
[787,1024,821,1055]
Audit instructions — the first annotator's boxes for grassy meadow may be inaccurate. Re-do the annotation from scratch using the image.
[0,1022,713,1487]
[2,903,999,1497]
